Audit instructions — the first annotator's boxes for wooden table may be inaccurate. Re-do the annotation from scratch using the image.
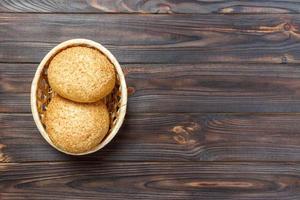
[1,1,300,199]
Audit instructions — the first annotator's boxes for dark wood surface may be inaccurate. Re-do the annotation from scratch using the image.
[1,162,300,200]
[3,113,300,162]
[3,63,300,113]
[1,14,300,64]
[1,0,300,14]
[1,1,300,199]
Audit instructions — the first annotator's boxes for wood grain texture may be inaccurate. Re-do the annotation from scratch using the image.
[1,13,300,63]
[2,63,300,113]
[2,113,300,162]
[1,0,300,14]
[1,162,300,200]
[2,2,300,200]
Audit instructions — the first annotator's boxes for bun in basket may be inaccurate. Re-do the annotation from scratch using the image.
[44,95,110,153]
[48,46,116,103]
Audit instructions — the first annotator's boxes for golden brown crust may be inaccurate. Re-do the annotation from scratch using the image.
[48,46,116,103]
[44,95,110,153]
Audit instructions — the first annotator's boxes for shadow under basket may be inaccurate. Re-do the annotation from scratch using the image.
[31,39,127,155]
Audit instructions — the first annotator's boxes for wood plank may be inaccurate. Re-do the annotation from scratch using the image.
[2,113,300,162]
[2,63,300,113]
[1,13,300,63]
[1,0,300,14]
[1,162,300,200]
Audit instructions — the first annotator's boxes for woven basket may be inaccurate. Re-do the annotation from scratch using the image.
[31,39,127,155]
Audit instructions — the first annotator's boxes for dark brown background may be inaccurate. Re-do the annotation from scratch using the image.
[1,0,300,199]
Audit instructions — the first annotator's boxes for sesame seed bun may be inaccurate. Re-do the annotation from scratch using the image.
[48,46,116,103]
[44,95,110,153]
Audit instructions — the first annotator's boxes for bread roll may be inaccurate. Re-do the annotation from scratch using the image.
[44,95,110,153]
[48,46,115,103]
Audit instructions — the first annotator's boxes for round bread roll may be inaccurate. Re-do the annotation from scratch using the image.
[48,46,116,103]
[44,95,110,153]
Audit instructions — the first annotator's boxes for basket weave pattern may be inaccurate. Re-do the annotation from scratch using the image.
[31,39,127,155]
